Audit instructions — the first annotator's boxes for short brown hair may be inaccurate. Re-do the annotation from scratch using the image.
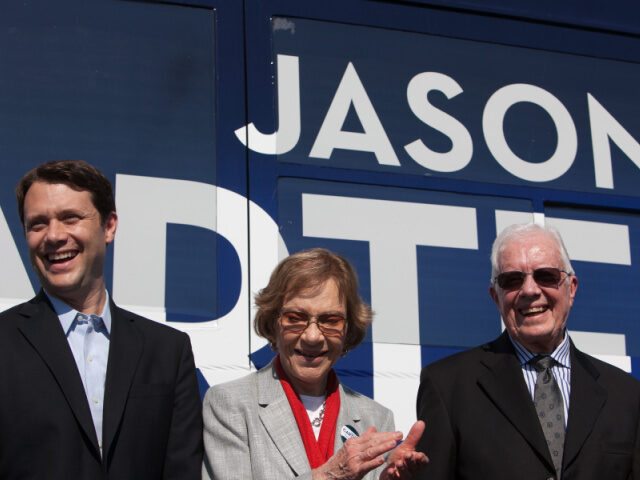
[16,160,116,227]
[254,248,372,354]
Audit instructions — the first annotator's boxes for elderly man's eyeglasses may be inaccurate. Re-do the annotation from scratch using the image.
[493,267,572,291]
[279,310,346,337]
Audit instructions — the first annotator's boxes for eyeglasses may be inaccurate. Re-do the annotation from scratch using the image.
[279,310,346,337]
[493,267,572,291]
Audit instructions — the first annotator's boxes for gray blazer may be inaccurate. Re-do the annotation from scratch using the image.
[202,360,394,480]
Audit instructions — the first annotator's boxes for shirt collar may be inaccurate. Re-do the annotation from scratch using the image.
[44,290,112,335]
[509,330,571,369]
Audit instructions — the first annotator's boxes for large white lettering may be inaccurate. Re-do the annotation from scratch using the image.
[112,174,284,385]
[303,194,476,437]
[235,56,640,193]
[588,93,640,190]
[404,72,473,172]
[302,193,477,344]
[309,63,400,165]
[234,54,301,155]
[483,84,577,182]
[0,206,34,312]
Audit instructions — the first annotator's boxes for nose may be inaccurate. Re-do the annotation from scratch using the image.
[45,220,67,244]
[520,272,542,296]
[300,320,324,344]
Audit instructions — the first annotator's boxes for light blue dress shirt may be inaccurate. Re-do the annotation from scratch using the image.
[45,290,111,454]
[510,332,571,428]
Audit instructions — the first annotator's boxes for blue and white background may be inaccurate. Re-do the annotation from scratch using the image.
[1,0,640,434]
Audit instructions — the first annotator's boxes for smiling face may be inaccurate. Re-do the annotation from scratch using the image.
[275,277,347,396]
[489,231,578,353]
[23,181,117,314]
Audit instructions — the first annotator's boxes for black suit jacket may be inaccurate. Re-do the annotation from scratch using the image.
[0,291,203,480]
[416,332,640,479]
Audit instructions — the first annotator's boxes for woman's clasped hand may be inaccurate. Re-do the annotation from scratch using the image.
[312,421,428,480]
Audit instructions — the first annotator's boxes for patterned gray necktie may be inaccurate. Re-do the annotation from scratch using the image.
[531,355,565,479]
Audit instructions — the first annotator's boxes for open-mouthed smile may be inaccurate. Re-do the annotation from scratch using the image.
[295,349,327,362]
[519,305,548,316]
[45,250,78,265]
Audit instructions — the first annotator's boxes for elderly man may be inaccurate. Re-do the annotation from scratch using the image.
[0,160,203,479]
[416,223,640,480]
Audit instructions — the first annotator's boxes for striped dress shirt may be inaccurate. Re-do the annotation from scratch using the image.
[510,333,571,428]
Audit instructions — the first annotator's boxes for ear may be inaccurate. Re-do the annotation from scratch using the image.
[568,274,578,306]
[104,211,118,245]
[489,284,499,306]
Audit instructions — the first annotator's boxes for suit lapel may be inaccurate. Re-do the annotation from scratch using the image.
[17,292,101,455]
[562,344,606,470]
[334,384,362,449]
[102,302,143,461]
[257,362,310,476]
[476,333,554,470]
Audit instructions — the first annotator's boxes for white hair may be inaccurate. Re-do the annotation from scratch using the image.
[490,223,574,282]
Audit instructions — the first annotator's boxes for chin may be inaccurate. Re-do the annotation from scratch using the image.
[516,316,555,333]
[296,363,328,377]
[519,327,553,342]
[45,281,79,295]
[520,329,561,351]
[298,360,331,374]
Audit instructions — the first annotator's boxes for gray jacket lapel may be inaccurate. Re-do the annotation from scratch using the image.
[16,292,101,456]
[334,384,362,448]
[257,361,310,476]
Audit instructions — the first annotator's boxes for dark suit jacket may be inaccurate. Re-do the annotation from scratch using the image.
[416,332,640,480]
[0,291,203,480]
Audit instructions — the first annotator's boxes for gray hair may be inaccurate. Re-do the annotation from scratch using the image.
[490,223,573,282]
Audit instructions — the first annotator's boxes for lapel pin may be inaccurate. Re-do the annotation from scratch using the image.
[340,424,359,443]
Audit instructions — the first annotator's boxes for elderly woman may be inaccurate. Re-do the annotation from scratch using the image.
[202,248,427,480]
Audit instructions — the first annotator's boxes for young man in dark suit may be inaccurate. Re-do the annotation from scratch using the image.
[417,223,640,480]
[0,160,203,479]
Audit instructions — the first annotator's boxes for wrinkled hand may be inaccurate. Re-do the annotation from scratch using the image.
[312,426,402,480]
[380,421,429,480]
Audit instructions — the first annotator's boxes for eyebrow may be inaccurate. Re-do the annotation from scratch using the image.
[27,208,86,220]
[281,307,346,315]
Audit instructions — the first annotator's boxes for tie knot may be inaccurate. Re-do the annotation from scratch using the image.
[530,355,555,372]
